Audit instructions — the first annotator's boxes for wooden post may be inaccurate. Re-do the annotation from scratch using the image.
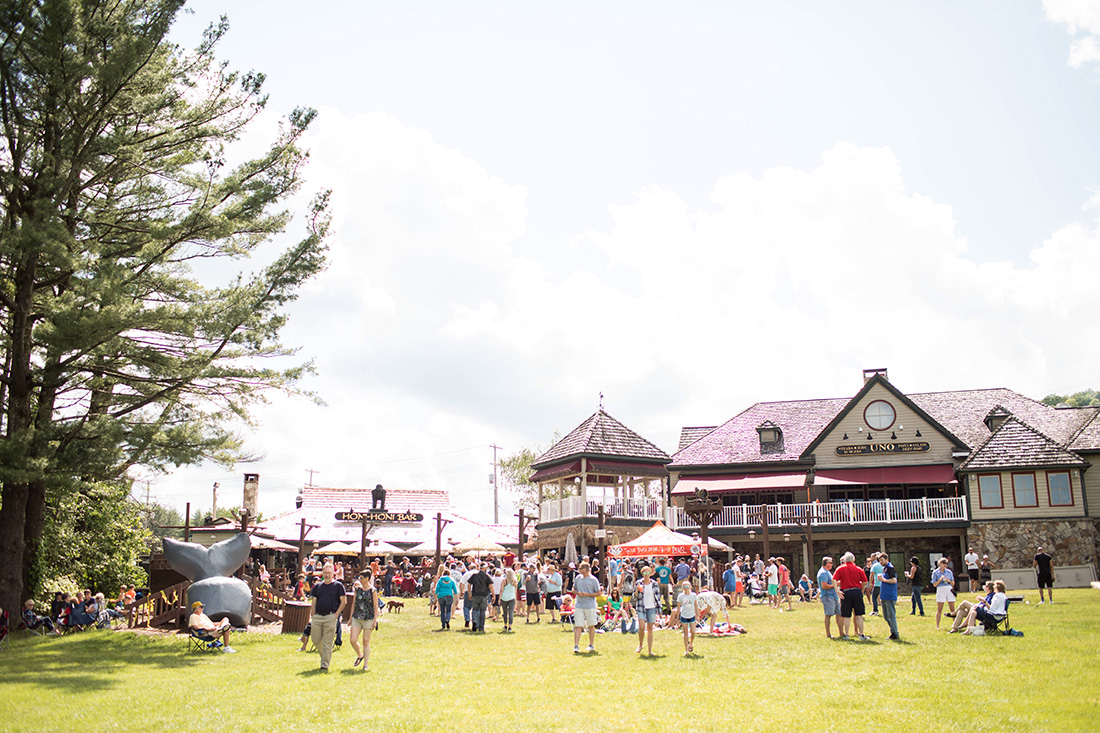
[184,502,191,542]
[597,505,606,586]
[762,506,770,561]
[297,518,308,573]
[517,509,527,562]
[359,515,371,568]
[434,512,452,573]
[237,508,250,579]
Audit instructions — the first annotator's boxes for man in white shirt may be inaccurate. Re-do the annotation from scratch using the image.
[964,547,980,592]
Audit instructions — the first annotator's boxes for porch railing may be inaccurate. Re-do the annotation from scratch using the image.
[673,496,968,530]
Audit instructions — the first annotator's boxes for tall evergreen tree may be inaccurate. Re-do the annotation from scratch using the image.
[0,0,329,610]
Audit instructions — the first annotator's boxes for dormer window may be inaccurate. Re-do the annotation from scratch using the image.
[984,405,1011,432]
[757,420,783,453]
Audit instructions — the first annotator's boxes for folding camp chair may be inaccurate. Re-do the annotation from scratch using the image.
[18,616,46,639]
[983,600,1011,635]
[0,610,9,650]
[186,627,222,653]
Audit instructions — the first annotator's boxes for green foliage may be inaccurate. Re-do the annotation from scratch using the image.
[139,501,184,554]
[0,0,329,607]
[500,432,566,510]
[36,481,149,596]
[1041,389,1100,407]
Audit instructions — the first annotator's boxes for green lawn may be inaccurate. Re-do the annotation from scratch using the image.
[2,589,1098,732]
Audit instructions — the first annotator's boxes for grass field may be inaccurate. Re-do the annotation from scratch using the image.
[2,588,1099,732]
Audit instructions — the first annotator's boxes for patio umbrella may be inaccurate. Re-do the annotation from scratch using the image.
[405,539,455,556]
[453,535,506,556]
[564,532,578,566]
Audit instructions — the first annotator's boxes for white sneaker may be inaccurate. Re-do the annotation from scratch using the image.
[222,647,237,653]
[573,645,580,653]
[1037,601,1044,604]
[586,645,595,652]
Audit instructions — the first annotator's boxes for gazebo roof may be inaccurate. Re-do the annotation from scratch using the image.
[531,408,671,470]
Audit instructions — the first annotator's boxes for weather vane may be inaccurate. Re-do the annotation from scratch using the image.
[599,391,604,410]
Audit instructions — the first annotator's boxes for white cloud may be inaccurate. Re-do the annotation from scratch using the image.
[1044,0,1100,68]
[155,109,1100,523]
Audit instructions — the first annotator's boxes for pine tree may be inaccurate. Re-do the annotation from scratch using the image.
[0,0,329,610]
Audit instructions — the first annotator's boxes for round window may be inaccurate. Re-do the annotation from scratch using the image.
[864,400,896,431]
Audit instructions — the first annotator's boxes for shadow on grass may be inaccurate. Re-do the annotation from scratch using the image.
[298,667,330,677]
[0,632,215,693]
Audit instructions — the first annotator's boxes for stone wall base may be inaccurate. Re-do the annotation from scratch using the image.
[967,517,1098,570]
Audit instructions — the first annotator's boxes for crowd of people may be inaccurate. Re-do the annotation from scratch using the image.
[8,542,1044,660]
[12,586,136,637]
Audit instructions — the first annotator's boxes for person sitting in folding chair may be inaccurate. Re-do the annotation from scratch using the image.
[0,606,10,649]
[188,601,236,652]
[22,600,60,636]
[960,580,1008,635]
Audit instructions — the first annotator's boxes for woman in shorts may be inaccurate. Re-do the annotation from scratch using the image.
[635,565,659,656]
[676,581,699,655]
[617,563,636,628]
[349,569,378,671]
[931,558,956,629]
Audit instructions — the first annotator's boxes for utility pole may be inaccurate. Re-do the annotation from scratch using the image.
[305,468,320,487]
[359,517,374,568]
[490,444,501,524]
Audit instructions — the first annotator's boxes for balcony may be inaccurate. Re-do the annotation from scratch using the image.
[673,497,969,530]
[538,496,968,530]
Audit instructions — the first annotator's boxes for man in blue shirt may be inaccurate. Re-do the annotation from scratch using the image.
[879,555,899,640]
[817,557,840,639]
[655,558,673,613]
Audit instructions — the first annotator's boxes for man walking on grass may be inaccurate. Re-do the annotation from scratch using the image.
[1034,546,1055,604]
[572,561,601,653]
[309,563,346,671]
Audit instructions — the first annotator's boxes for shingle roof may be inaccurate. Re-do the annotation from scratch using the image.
[532,409,671,468]
[1069,408,1100,452]
[959,417,1089,471]
[672,386,1100,469]
[908,388,1092,450]
[678,426,717,451]
[671,398,850,467]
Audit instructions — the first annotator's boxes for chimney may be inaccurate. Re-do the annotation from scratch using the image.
[863,367,888,383]
[243,473,259,516]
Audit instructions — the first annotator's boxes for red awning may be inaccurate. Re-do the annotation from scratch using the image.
[529,461,582,482]
[814,465,958,485]
[672,473,813,495]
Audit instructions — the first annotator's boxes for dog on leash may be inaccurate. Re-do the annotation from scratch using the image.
[387,600,404,613]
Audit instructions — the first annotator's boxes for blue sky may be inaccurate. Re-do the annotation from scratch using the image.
[152,1,1100,522]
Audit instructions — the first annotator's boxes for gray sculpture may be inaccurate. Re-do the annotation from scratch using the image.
[163,533,252,627]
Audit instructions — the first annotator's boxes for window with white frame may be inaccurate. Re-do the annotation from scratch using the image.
[978,474,1002,509]
[1012,473,1038,507]
[1047,472,1072,507]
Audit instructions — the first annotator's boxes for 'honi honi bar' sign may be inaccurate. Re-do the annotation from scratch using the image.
[335,511,423,523]
[836,441,930,456]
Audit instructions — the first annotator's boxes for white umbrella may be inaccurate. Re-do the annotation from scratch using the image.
[453,535,506,555]
[405,539,454,556]
[565,532,578,566]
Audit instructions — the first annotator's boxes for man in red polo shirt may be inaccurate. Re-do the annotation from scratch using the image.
[832,551,869,640]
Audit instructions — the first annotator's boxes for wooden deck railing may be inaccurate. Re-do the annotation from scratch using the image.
[128,580,191,629]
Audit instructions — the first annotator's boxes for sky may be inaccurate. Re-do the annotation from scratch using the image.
[147,0,1100,525]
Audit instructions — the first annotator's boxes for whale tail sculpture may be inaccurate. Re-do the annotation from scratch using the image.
[164,533,253,627]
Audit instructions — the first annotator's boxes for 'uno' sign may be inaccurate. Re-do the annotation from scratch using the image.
[836,441,930,456]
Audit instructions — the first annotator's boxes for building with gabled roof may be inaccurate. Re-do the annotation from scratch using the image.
[531,408,671,550]
[532,369,1100,586]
